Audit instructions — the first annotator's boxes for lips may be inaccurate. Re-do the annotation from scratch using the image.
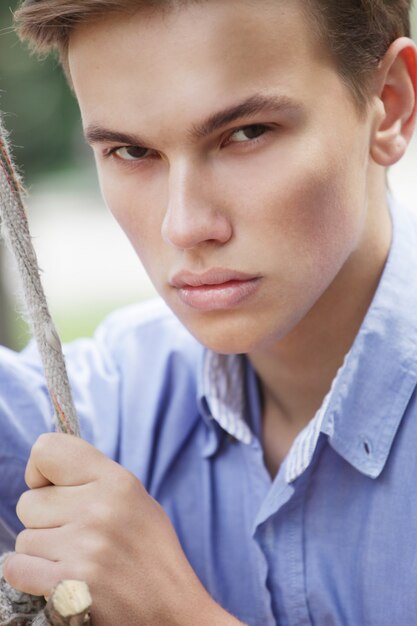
[170,268,259,288]
[169,268,261,311]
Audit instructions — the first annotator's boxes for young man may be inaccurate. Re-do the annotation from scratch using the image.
[0,0,416,623]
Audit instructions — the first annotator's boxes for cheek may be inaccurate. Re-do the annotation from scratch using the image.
[98,171,165,268]
[303,155,367,272]
[290,184,364,298]
[290,171,362,254]
[255,139,366,268]
[228,138,368,318]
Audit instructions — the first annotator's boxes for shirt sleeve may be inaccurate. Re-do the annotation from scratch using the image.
[0,323,121,542]
[0,298,202,545]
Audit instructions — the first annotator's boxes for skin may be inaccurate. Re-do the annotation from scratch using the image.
[4,0,417,623]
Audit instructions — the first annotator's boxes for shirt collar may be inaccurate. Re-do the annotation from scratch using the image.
[197,351,253,455]
[321,199,417,478]
[197,199,417,479]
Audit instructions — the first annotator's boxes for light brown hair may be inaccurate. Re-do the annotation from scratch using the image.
[14,0,413,107]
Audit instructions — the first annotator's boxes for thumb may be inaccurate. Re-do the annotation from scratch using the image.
[24,433,105,488]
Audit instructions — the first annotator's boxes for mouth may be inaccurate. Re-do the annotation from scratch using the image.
[169,269,261,311]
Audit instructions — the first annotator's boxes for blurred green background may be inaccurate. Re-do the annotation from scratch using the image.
[0,5,82,179]
[0,2,417,350]
[0,2,156,349]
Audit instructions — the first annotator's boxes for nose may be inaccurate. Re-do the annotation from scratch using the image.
[161,161,232,250]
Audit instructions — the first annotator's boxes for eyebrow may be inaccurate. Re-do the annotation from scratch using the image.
[85,126,146,147]
[190,93,302,139]
[84,93,302,147]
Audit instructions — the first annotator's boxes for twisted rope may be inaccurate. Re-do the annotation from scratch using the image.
[0,114,89,625]
[0,113,79,437]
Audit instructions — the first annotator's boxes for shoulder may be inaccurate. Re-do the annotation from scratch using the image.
[96,297,189,343]
[60,297,205,416]
[93,297,203,370]
[86,299,206,478]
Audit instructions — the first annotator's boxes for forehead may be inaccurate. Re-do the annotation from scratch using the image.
[68,0,340,139]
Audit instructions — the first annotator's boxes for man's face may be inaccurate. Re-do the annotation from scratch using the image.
[69,0,378,354]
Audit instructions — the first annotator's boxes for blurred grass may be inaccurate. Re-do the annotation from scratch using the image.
[11,295,152,351]
[52,298,144,343]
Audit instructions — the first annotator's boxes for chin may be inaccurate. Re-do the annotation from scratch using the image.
[178,310,288,355]
[174,313,250,354]
[198,335,255,355]
[163,289,305,354]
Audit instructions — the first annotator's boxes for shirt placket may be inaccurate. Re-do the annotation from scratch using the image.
[254,473,312,626]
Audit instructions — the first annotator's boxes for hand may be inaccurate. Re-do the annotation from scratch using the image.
[3,434,242,625]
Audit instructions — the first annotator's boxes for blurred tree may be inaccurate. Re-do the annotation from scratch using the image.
[0,3,83,348]
[0,2,81,182]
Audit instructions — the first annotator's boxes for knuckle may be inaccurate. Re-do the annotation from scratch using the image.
[86,499,114,527]
[127,469,143,491]
[15,490,32,524]
[33,432,53,454]
[15,529,32,554]
[117,469,140,497]
[77,527,108,561]
[118,467,145,501]
[31,432,65,461]
[87,538,110,570]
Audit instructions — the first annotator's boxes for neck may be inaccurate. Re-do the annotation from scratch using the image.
[250,188,392,439]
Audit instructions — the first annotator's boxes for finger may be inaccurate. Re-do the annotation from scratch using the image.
[25,433,109,488]
[3,552,66,597]
[15,526,68,562]
[16,484,90,528]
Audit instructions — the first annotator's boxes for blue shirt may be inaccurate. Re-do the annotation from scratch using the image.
[1,199,417,625]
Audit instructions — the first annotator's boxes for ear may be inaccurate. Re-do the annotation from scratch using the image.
[370,37,417,167]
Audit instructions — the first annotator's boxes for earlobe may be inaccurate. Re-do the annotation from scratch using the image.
[370,37,417,167]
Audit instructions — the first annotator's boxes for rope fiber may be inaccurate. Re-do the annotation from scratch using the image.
[0,113,82,625]
[0,113,79,437]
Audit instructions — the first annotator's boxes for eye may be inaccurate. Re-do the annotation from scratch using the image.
[111,145,152,161]
[228,124,269,144]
